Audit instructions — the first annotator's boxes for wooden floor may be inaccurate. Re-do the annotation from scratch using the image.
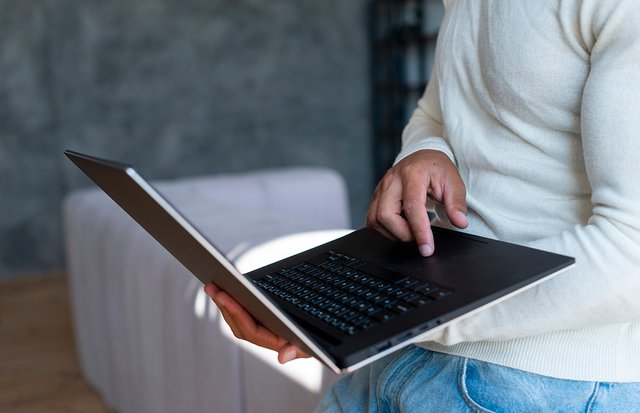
[0,273,111,413]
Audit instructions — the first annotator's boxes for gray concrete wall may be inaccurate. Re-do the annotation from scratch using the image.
[0,0,373,278]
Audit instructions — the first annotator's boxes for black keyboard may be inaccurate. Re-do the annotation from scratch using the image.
[254,250,452,336]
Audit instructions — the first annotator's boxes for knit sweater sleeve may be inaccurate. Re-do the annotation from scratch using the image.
[394,66,457,166]
[423,0,640,346]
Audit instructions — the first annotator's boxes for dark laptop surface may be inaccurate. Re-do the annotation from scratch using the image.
[65,150,575,374]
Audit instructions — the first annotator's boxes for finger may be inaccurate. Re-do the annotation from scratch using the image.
[219,292,286,347]
[374,175,413,242]
[402,175,434,256]
[368,203,401,241]
[205,284,287,350]
[217,306,246,339]
[366,182,401,241]
[218,302,287,350]
[205,284,235,312]
[365,186,382,231]
[203,282,219,298]
[204,283,226,310]
[278,343,311,364]
[442,176,469,229]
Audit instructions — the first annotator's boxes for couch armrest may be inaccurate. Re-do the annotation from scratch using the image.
[150,167,351,229]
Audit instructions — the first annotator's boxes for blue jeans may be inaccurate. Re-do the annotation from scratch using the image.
[315,345,640,412]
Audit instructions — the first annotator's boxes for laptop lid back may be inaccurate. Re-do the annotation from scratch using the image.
[64,150,338,371]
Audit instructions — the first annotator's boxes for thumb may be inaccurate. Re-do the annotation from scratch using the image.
[443,179,468,229]
[278,344,308,364]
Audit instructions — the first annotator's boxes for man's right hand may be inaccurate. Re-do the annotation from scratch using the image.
[366,149,468,256]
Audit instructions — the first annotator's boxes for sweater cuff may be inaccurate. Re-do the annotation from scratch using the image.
[394,137,457,166]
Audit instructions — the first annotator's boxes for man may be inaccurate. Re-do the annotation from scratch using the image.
[207,1,640,410]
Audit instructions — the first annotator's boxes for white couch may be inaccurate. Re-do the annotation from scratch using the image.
[63,167,353,413]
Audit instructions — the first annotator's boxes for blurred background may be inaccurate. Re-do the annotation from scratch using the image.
[1,0,443,280]
[1,1,445,411]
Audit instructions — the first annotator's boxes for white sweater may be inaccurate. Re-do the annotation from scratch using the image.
[397,0,640,382]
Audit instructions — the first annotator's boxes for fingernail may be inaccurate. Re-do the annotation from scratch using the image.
[419,244,433,257]
[456,211,469,226]
[281,347,296,364]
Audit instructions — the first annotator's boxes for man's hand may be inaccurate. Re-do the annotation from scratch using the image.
[204,283,310,364]
[366,149,468,256]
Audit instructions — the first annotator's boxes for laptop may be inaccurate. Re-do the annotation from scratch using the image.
[65,150,575,374]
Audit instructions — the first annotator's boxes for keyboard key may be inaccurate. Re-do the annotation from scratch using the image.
[362,306,380,316]
[396,278,417,288]
[410,282,431,292]
[392,289,409,299]
[402,291,422,302]
[343,310,359,321]
[371,309,396,322]
[380,298,397,308]
[360,289,376,300]
[413,297,433,306]
[428,289,452,300]
[416,285,440,295]
[346,259,367,269]
[356,319,375,330]
[370,294,386,304]
[388,302,411,314]
[382,285,401,295]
